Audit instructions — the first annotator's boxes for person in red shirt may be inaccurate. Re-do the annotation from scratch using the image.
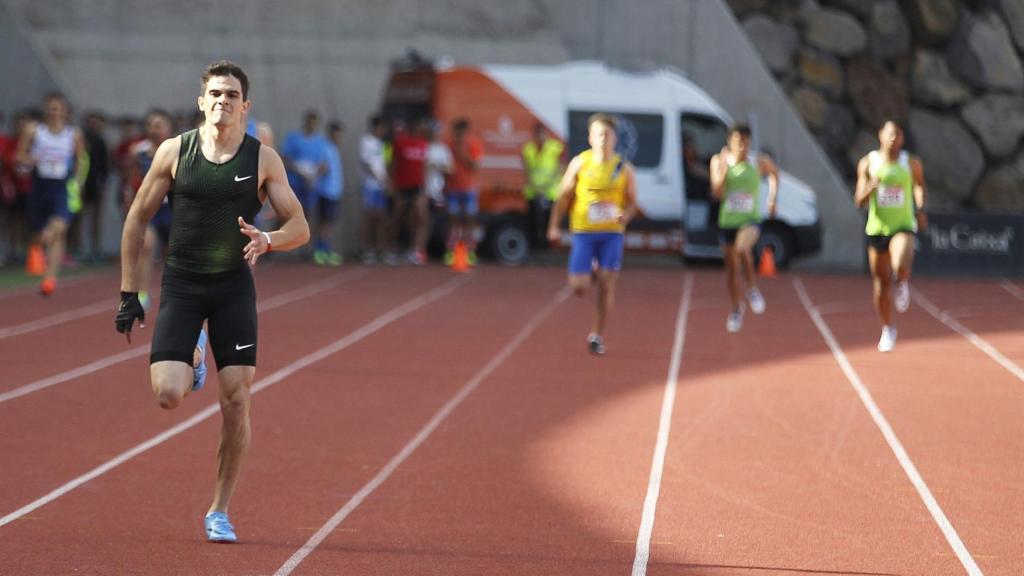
[446,118,484,265]
[390,118,430,265]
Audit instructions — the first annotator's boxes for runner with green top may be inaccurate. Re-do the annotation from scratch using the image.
[710,124,779,333]
[854,120,927,352]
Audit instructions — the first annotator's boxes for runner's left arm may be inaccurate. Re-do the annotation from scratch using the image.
[758,154,780,218]
[243,146,310,265]
[619,163,639,225]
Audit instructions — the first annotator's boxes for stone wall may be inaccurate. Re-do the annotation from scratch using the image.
[730,0,1024,213]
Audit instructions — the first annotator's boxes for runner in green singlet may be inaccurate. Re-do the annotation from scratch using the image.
[710,125,779,334]
[854,120,927,352]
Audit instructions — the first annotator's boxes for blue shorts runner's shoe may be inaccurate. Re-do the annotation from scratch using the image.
[192,329,208,392]
[204,511,237,543]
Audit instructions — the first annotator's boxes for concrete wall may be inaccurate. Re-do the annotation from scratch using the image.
[0,2,59,118]
[1,0,861,268]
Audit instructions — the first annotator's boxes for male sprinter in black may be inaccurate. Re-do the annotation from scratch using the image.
[116,61,309,542]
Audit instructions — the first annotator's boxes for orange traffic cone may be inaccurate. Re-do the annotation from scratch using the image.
[451,241,470,273]
[758,246,777,278]
[26,244,46,276]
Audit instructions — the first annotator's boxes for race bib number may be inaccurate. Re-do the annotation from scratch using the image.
[37,159,69,180]
[725,192,754,214]
[877,185,905,208]
[588,202,620,224]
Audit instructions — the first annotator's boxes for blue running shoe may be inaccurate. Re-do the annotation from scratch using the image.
[204,511,237,543]
[192,329,208,392]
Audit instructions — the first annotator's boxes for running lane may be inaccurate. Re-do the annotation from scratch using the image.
[282,268,686,575]
[794,274,1023,575]
[646,271,972,575]
[0,266,394,514]
[0,267,559,575]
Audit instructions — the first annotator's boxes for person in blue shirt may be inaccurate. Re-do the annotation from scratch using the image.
[313,121,344,265]
[281,110,330,220]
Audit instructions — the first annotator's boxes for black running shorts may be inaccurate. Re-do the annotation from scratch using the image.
[866,229,915,253]
[149,265,258,369]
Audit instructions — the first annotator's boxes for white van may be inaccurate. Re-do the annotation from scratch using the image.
[380,59,821,266]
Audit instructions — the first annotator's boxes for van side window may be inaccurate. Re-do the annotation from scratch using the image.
[680,114,727,200]
[568,111,663,169]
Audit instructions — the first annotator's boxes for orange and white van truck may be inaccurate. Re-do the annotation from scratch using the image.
[380,59,821,266]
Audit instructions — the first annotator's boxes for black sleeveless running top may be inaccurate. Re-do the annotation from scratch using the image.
[166,129,263,273]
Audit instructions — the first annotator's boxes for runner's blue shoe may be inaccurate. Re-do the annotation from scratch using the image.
[204,511,237,543]
[192,329,208,392]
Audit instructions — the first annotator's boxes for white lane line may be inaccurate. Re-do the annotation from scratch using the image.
[0,275,467,529]
[272,286,572,576]
[1000,279,1024,303]
[0,300,115,339]
[0,270,366,405]
[631,274,693,576]
[912,287,1024,383]
[793,277,983,576]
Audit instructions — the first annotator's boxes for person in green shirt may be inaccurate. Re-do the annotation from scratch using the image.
[710,124,779,334]
[854,120,927,352]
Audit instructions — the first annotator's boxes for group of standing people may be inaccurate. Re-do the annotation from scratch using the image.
[356,114,488,266]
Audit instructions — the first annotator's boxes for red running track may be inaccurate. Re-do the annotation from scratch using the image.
[0,264,1020,575]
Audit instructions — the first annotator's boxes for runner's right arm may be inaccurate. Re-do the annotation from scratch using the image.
[853,155,877,209]
[546,155,583,244]
[120,137,179,292]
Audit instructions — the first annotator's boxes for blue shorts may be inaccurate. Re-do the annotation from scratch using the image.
[362,182,387,212]
[317,196,340,223]
[28,176,72,232]
[291,179,315,212]
[568,232,624,275]
[446,190,479,217]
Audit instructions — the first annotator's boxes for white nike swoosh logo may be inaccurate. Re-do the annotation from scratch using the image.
[235,343,255,350]
[234,175,253,182]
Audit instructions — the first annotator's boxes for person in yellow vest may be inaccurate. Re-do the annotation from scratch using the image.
[547,113,638,355]
[710,124,779,334]
[854,120,927,352]
[522,122,563,249]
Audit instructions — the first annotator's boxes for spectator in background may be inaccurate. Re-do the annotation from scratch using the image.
[281,110,330,222]
[16,93,86,296]
[114,116,143,213]
[423,120,453,216]
[312,120,344,266]
[73,111,110,262]
[0,111,18,265]
[359,114,390,264]
[391,117,430,265]
[446,118,483,265]
[1,112,35,264]
[521,122,563,250]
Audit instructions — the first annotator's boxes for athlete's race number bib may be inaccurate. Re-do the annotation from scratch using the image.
[588,202,620,224]
[725,192,754,214]
[877,185,905,208]
[37,159,70,180]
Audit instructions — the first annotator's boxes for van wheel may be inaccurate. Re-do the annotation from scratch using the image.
[490,222,530,265]
[756,224,795,269]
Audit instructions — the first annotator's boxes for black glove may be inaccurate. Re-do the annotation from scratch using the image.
[115,291,145,342]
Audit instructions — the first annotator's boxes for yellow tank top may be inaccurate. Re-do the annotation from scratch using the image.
[571,150,627,233]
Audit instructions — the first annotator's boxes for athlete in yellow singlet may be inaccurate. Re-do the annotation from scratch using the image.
[547,113,638,355]
[854,120,927,352]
